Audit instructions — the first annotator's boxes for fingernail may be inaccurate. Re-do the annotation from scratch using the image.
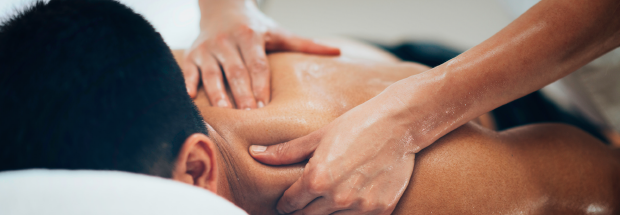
[217,99,227,107]
[245,108,251,111]
[186,87,191,94]
[250,145,267,153]
[257,101,265,108]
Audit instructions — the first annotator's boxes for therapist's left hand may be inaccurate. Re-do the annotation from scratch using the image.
[183,0,340,109]
[250,89,420,215]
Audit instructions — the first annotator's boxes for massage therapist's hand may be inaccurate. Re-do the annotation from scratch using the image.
[250,86,425,215]
[248,0,620,213]
[183,0,340,109]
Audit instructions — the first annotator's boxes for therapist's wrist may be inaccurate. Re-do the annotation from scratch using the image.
[363,82,435,154]
[199,0,250,10]
[379,68,473,153]
[198,0,258,27]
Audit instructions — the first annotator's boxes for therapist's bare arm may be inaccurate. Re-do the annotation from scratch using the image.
[250,0,620,214]
[389,0,620,150]
[182,0,340,109]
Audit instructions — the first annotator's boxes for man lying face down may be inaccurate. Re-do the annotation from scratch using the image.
[0,0,212,183]
[1,0,619,214]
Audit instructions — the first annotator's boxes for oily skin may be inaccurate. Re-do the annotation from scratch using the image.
[175,40,425,214]
[393,123,620,214]
[171,39,620,214]
[249,1,620,213]
[182,0,340,109]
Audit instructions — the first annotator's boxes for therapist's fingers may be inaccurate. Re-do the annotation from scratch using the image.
[237,34,270,108]
[266,31,341,56]
[331,210,374,215]
[249,128,325,165]
[312,199,387,215]
[181,59,200,99]
[197,53,232,108]
[276,166,324,214]
[212,40,257,109]
[291,196,341,215]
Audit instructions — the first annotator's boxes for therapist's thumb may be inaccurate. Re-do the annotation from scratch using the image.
[249,129,324,165]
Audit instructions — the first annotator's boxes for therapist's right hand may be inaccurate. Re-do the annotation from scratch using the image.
[182,0,340,109]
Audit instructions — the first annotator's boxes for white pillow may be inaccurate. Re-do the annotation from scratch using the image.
[0,169,248,215]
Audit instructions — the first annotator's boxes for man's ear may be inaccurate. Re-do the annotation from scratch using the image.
[172,133,218,194]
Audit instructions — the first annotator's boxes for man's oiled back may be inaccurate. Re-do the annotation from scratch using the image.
[173,40,620,214]
[395,122,620,214]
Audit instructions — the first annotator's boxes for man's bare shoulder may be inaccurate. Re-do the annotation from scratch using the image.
[393,123,620,214]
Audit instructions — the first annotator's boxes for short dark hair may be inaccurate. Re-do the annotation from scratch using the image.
[0,0,207,177]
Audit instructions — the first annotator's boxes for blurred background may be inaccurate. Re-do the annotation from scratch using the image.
[1,0,535,50]
[261,0,515,51]
[2,0,618,145]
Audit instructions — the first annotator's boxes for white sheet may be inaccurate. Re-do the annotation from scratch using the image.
[0,169,248,215]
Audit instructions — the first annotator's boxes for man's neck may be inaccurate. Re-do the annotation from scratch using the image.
[211,126,300,214]
[213,136,245,205]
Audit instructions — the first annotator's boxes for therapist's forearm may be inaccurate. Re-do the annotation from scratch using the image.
[198,0,257,10]
[198,0,259,28]
[387,0,620,151]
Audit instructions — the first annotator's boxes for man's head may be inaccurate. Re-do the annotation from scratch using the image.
[0,0,221,192]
